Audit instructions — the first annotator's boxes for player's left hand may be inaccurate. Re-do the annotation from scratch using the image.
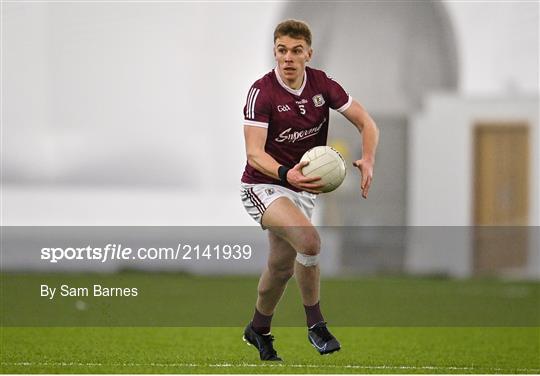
[353,159,374,199]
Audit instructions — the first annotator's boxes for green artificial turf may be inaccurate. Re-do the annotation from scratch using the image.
[1,327,539,373]
[1,273,539,373]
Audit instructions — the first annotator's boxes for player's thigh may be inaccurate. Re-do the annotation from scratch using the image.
[262,197,320,254]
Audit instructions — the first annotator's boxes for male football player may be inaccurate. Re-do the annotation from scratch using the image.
[240,19,379,361]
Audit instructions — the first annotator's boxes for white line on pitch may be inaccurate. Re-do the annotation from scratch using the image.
[2,361,540,373]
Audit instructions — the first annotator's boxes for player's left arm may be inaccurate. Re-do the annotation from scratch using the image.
[341,99,380,198]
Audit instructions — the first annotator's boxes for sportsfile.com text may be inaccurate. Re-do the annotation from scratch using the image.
[40,244,253,263]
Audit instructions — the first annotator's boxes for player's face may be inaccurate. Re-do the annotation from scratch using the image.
[274,36,312,89]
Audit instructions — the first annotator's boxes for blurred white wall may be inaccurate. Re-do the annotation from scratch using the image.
[443,1,539,94]
[2,2,283,225]
[3,2,281,189]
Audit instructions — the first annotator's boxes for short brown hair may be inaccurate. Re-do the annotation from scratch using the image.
[274,19,312,46]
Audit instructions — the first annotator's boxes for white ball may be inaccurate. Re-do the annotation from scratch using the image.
[300,146,346,193]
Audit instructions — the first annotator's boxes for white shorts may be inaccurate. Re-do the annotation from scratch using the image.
[240,183,317,227]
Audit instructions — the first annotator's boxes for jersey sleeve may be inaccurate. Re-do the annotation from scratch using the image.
[243,84,271,128]
[325,73,352,113]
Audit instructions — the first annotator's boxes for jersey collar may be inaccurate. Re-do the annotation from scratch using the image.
[274,67,307,96]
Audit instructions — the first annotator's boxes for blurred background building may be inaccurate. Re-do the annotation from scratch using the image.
[2,1,539,278]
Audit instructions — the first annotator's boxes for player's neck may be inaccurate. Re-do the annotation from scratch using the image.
[286,76,304,90]
[278,69,305,90]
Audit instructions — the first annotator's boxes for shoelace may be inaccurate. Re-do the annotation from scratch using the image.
[313,323,334,342]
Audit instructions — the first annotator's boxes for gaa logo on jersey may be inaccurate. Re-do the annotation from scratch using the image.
[312,94,325,107]
[265,188,275,196]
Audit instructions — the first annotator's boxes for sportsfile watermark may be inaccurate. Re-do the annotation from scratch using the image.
[1,226,539,327]
[40,244,253,263]
[2,226,266,270]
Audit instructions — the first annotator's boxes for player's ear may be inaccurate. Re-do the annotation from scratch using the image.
[306,48,313,62]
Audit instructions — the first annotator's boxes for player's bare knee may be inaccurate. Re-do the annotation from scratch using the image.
[298,230,320,256]
[293,226,320,260]
[301,246,320,257]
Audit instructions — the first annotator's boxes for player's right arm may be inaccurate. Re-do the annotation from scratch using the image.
[243,126,323,192]
[243,126,281,179]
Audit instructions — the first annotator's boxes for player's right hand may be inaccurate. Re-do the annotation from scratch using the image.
[286,161,324,193]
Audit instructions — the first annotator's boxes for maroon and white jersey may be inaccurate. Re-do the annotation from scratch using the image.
[241,66,352,191]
